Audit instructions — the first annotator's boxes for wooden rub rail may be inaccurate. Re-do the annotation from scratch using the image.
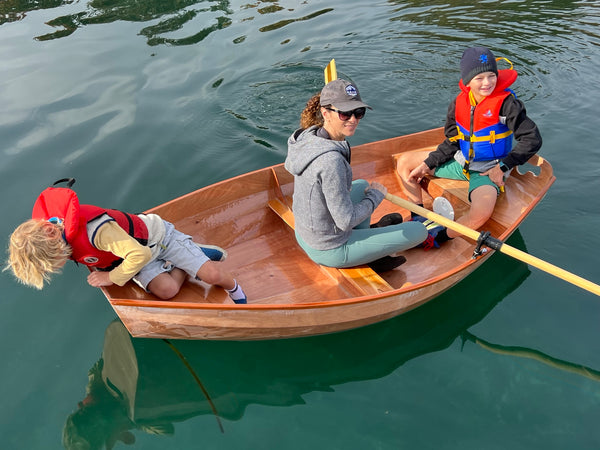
[267,197,394,296]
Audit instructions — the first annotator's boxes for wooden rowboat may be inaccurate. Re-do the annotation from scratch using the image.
[100,127,555,340]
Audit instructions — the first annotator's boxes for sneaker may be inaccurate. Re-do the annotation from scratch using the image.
[232,296,247,305]
[198,244,227,261]
[227,281,247,304]
[411,216,447,250]
[432,197,454,221]
[368,255,407,272]
[370,213,403,228]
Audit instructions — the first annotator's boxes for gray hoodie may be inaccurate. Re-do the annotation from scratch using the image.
[285,126,384,250]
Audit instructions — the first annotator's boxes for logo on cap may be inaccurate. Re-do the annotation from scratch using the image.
[84,256,99,264]
[345,85,358,97]
[479,54,489,64]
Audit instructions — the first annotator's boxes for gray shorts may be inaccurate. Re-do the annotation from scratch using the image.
[133,221,210,290]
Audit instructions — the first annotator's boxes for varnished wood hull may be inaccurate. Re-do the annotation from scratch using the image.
[101,128,555,340]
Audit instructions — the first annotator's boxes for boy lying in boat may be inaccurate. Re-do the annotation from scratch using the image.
[396,46,542,248]
[4,179,247,304]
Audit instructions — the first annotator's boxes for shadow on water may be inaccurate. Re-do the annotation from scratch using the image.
[461,331,600,383]
[62,231,541,449]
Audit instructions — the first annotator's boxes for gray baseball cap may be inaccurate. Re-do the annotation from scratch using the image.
[320,79,372,111]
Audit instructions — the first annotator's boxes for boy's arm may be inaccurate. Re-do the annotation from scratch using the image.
[501,96,542,169]
[93,221,152,286]
[424,98,460,169]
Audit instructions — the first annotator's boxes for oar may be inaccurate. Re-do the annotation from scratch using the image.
[324,59,337,83]
[384,192,600,296]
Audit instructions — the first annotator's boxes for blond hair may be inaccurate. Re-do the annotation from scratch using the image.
[4,219,71,289]
[300,93,324,129]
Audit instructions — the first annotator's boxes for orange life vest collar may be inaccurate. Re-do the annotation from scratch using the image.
[32,186,149,269]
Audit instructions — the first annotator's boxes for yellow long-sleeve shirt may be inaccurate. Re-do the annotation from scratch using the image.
[92,221,152,286]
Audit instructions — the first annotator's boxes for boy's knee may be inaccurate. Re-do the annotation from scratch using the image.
[196,261,224,286]
[395,152,423,179]
[150,281,180,300]
[395,154,409,175]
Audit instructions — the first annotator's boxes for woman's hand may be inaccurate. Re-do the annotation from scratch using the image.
[87,270,114,288]
[367,181,388,196]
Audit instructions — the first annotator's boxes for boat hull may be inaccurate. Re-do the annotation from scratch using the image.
[113,254,486,340]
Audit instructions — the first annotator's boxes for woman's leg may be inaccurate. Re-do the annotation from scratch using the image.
[350,179,372,229]
[339,222,428,267]
[301,222,428,268]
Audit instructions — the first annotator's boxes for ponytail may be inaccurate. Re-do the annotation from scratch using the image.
[300,93,324,129]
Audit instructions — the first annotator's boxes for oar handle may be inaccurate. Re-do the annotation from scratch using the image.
[385,193,479,239]
[384,193,600,297]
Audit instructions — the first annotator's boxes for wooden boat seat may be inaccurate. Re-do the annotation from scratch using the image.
[267,197,394,296]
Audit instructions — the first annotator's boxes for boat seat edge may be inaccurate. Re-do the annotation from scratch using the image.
[267,197,394,296]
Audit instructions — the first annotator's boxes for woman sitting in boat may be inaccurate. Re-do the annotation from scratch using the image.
[396,46,542,246]
[285,77,428,272]
[5,180,247,303]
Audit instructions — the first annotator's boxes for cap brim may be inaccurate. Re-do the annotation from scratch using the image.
[331,100,372,111]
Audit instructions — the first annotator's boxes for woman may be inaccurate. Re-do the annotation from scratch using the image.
[285,78,427,272]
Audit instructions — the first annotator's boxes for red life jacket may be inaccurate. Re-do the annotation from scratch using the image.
[453,69,518,163]
[32,186,149,270]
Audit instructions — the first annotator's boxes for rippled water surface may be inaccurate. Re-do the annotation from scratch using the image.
[1,1,600,449]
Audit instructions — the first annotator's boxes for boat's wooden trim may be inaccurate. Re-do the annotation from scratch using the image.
[267,197,394,296]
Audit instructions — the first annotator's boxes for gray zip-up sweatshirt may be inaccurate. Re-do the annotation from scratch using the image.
[285,126,384,250]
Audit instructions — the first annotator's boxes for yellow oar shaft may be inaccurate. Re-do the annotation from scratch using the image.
[385,193,600,296]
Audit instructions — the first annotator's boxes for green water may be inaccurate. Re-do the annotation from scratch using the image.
[1,1,599,449]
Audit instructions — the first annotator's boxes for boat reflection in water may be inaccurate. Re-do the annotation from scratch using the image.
[63,234,532,449]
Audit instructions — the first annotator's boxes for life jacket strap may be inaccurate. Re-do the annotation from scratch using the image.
[451,127,512,144]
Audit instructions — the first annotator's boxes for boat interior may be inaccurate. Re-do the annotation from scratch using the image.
[102,130,554,307]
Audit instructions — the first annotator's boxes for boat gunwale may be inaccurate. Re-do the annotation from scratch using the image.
[108,249,490,309]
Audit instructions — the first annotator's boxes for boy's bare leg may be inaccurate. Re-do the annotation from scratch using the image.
[148,268,187,299]
[448,184,497,238]
[395,151,432,204]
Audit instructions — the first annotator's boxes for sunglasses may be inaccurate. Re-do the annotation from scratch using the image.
[325,107,366,121]
[48,217,64,226]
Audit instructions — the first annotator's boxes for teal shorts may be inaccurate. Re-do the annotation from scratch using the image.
[433,159,499,199]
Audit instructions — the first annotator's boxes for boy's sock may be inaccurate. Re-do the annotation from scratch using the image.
[227,280,247,304]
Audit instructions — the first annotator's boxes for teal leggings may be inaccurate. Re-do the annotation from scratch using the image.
[297,180,427,268]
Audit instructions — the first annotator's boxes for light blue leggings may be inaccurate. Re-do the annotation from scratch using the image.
[297,180,427,268]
